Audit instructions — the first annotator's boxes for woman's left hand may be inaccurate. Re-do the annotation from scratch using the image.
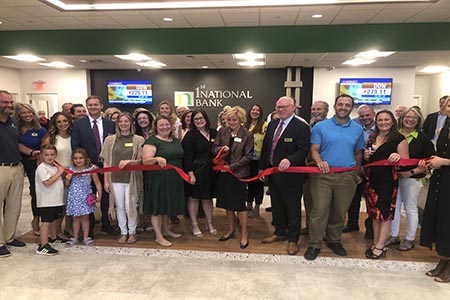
[118,160,130,169]
[426,156,449,169]
[388,152,401,163]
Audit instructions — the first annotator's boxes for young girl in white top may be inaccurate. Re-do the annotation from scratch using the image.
[65,148,101,247]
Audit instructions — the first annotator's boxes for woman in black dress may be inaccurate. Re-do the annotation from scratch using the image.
[420,97,450,283]
[213,106,253,249]
[182,110,218,237]
[364,110,409,259]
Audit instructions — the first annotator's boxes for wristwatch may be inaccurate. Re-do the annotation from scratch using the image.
[410,169,415,175]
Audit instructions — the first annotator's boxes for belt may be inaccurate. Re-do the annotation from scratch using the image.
[0,162,20,167]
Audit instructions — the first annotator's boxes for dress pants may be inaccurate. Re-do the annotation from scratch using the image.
[0,164,24,246]
[268,174,303,243]
[308,171,357,248]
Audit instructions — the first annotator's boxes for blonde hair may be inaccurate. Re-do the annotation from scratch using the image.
[14,103,41,130]
[115,112,136,137]
[225,106,246,125]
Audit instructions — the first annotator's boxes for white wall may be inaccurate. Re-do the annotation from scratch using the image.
[313,67,416,118]
[0,67,21,99]
[18,69,89,107]
[414,75,430,115]
[426,70,450,113]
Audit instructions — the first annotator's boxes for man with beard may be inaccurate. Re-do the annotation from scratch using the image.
[304,94,364,260]
[0,90,26,258]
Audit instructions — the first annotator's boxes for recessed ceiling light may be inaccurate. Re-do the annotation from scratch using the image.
[312,14,323,18]
[0,21,3,25]
[163,17,173,22]
[342,58,376,65]
[3,54,45,62]
[136,61,166,68]
[237,61,265,67]
[356,50,395,59]
[39,61,74,68]
[79,59,87,63]
[418,66,450,74]
[202,66,208,69]
[233,52,265,60]
[115,53,151,61]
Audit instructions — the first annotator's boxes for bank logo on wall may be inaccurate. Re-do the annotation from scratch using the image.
[175,84,253,108]
[174,91,194,107]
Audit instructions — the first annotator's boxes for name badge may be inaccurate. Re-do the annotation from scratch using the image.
[234,137,242,143]
[284,137,293,142]
[31,132,38,137]
[210,138,215,142]
[124,143,134,147]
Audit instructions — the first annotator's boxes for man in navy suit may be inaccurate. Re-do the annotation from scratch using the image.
[259,96,310,255]
[423,95,449,144]
[71,95,116,236]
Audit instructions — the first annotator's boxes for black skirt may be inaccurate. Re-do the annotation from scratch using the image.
[216,172,246,212]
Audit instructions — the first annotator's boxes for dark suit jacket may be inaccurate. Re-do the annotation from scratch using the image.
[71,116,115,166]
[259,116,310,186]
[212,126,253,178]
[422,111,439,139]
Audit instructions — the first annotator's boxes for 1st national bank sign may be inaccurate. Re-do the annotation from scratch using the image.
[175,84,253,108]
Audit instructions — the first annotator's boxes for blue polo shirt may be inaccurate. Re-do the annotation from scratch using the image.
[311,116,364,168]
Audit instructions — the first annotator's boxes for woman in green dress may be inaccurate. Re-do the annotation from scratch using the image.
[142,115,186,247]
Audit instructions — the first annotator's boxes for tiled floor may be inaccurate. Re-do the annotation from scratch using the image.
[2,180,450,300]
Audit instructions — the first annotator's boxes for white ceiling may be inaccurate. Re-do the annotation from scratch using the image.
[1,0,450,71]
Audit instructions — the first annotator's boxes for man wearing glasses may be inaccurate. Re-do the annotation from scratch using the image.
[259,96,310,255]
[0,90,26,258]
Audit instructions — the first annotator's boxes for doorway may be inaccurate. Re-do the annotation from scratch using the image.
[27,93,59,118]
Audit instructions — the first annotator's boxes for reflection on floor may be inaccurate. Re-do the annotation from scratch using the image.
[2,180,449,300]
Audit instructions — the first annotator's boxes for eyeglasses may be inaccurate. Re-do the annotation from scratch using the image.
[404,116,419,120]
[137,117,149,121]
[193,117,205,121]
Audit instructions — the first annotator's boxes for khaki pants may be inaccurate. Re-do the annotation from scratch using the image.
[308,171,357,248]
[0,164,24,246]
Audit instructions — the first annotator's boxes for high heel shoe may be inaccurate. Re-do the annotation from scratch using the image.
[240,239,249,249]
[205,222,217,235]
[218,231,235,242]
[366,247,388,259]
[192,223,203,238]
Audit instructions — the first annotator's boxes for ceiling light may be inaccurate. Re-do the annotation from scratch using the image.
[163,17,173,22]
[312,14,323,18]
[3,54,45,62]
[202,66,209,69]
[42,1,436,11]
[0,21,3,25]
[342,58,376,66]
[136,61,167,68]
[356,50,395,59]
[418,66,450,74]
[39,61,74,68]
[115,53,151,61]
[237,61,266,67]
[233,52,265,60]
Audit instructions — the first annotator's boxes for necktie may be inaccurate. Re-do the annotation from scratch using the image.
[92,119,101,156]
[270,120,284,166]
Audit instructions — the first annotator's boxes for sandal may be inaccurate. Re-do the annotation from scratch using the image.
[127,234,138,244]
[117,235,127,244]
[435,264,450,283]
[192,223,203,237]
[366,247,388,259]
[206,222,218,235]
[65,237,78,248]
[426,259,450,277]
[83,237,95,247]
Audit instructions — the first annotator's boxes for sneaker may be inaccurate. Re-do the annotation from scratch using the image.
[49,237,69,244]
[36,243,59,256]
[0,246,11,258]
[385,236,401,247]
[398,239,415,251]
[6,239,26,247]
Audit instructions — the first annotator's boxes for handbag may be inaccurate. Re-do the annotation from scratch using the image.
[86,193,97,206]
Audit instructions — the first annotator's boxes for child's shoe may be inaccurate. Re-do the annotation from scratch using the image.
[65,238,78,248]
[36,243,59,256]
[49,236,69,244]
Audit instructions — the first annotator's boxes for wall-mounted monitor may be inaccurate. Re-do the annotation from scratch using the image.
[107,80,153,105]
[339,78,393,105]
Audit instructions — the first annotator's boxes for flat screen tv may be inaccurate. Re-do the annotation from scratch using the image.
[107,80,153,105]
[339,78,393,105]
